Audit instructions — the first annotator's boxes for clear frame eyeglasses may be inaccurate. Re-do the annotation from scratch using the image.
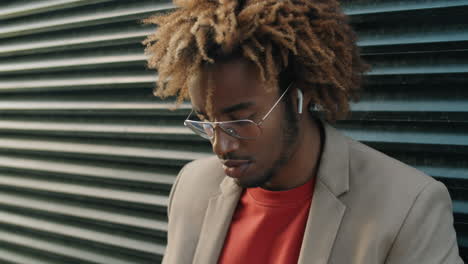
[184,82,293,140]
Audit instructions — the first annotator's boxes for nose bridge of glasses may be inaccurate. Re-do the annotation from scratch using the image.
[211,124,240,154]
[213,122,235,139]
[205,121,244,141]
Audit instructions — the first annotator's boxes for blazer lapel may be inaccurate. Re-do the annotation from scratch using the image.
[192,177,242,264]
[298,122,350,264]
[297,181,346,264]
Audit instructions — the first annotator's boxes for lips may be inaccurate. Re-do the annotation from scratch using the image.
[222,159,251,179]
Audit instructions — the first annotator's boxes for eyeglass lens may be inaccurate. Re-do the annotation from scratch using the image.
[185,120,261,139]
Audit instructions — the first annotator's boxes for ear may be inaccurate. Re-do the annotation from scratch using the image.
[297,88,304,114]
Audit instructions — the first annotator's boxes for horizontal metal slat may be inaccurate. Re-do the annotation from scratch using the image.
[0,1,173,39]
[0,100,188,112]
[454,201,468,216]
[368,62,468,75]
[0,120,195,140]
[347,3,468,26]
[0,137,209,164]
[359,27,468,51]
[351,100,468,114]
[0,0,113,20]
[421,166,468,182]
[341,127,468,148]
[0,246,57,264]
[0,210,164,255]
[343,0,468,15]
[0,229,158,264]
[0,155,175,186]
[0,101,190,118]
[0,74,156,92]
[0,25,152,58]
[347,111,468,123]
[458,235,468,249]
[0,52,146,74]
[0,191,166,234]
[414,165,468,193]
[365,73,468,88]
[0,172,167,208]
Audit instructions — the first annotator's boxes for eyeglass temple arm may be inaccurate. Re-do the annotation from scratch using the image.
[184,109,194,122]
[258,82,294,123]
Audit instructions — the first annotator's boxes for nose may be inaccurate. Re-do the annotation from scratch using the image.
[211,126,240,158]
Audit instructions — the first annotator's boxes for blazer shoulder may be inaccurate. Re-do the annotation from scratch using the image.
[180,155,225,187]
[342,136,447,220]
[163,156,226,263]
[346,137,436,194]
[171,156,225,206]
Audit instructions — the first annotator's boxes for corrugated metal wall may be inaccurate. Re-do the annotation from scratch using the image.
[0,0,466,263]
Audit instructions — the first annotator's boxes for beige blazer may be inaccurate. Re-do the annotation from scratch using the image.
[162,122,463,264]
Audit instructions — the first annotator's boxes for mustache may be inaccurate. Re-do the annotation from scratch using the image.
[220,153,253,161]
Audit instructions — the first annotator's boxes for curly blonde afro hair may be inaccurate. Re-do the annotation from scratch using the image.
[142,0,369,120]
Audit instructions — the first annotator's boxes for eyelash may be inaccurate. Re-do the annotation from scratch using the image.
[246,113,256,120]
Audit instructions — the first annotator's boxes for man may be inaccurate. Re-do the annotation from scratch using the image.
[143,0,463,263]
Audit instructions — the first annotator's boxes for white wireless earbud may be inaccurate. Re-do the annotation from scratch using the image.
[297,88,303,114]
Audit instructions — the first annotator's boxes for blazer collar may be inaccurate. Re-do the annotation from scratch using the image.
[316,121,350,197]
[192,176,242,264]
[298,121,349,263]
[193,120,349,264]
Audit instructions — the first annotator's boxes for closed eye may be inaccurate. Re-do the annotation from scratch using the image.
[244,113,256,121]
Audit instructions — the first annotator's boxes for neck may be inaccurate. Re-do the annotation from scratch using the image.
[261,115,324,191]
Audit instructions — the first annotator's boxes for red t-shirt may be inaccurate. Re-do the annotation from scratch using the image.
[218,176,316,264]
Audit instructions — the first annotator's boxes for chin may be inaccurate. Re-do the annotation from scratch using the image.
[234,178,261,189]
[234,169,273,189]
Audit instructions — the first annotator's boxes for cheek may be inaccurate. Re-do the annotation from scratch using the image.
[263,111,287,141]
[240,107,287,163]
[249,123,285,162]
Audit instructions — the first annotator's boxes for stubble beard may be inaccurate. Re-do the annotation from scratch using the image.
[236,102,300,189]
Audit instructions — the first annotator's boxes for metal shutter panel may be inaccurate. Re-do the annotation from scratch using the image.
[0,0,466,263]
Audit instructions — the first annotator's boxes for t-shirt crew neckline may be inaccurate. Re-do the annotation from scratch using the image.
[246,175,316,207]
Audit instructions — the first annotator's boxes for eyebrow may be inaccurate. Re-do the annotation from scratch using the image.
[221,102,255,114]
[194,101,255,117]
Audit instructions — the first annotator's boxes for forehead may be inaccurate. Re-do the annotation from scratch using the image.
[189,58,276,115]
